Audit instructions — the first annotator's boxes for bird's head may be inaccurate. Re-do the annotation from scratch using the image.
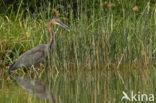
[48,18,70,31]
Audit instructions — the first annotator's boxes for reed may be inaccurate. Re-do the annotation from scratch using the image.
[0,0,155,103]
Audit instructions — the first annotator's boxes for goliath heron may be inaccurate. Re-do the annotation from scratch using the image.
[8,18,69,74]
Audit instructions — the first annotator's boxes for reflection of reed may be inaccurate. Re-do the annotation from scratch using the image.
[9,74,55,103]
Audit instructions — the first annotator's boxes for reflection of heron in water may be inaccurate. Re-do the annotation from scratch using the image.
[10,74,55,103]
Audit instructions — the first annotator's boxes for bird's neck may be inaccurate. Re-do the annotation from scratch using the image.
[49,30,54,48]
[48,21,55,49]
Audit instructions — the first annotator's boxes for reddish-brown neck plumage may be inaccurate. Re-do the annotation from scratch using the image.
[48,19,55,48]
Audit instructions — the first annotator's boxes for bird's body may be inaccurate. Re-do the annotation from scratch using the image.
[8,18,69,74]
[9,44,49,72]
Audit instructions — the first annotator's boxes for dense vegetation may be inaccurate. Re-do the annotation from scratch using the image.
[0,0,155,103]
[0,0,155,71]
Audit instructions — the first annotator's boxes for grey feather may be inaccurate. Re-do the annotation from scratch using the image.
[9,44,49,72]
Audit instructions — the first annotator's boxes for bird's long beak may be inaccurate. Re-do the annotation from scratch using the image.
[56,21,70,30]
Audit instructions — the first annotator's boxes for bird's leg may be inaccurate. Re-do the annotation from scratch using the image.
[34,64,40,68]
[23,67,28,74]
[31,65,39,78]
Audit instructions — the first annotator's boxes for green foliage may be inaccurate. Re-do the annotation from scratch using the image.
[0,0,155,70]
[0,1,155,103]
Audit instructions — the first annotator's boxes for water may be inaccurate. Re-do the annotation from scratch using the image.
[0,67,155,103]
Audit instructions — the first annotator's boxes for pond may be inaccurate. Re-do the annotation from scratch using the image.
[0,67,155,103]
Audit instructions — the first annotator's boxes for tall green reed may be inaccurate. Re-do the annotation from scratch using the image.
[0,0,155,72]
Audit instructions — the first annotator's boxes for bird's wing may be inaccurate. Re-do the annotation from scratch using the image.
[14,45,48,68]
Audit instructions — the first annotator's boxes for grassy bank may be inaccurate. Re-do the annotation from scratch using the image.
[0,1,155,72]
[0,0,155,103]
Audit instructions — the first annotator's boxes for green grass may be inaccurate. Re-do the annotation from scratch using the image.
[0,0,155,103]
[0,1,155,71]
